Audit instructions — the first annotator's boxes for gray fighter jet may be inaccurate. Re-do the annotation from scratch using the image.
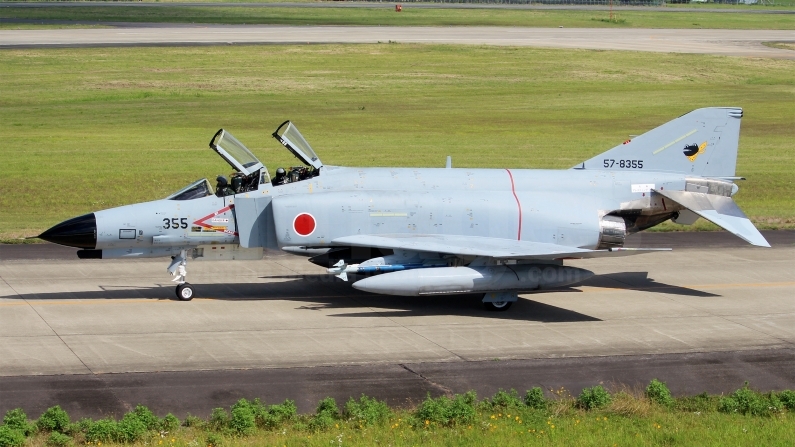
[39,108,769,310]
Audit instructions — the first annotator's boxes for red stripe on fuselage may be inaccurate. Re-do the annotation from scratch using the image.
[505,169,522,240]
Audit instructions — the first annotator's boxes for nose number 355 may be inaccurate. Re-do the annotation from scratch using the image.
[163,218,189,229]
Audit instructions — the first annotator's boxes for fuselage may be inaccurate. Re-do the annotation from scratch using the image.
[81,166,690,258]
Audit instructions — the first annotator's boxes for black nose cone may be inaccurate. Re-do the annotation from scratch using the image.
[39,213,97,249]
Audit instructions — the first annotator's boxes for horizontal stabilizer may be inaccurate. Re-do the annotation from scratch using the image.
[332,234,669,260]
[654,189,770,247]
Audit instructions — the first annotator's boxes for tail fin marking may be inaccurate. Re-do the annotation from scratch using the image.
[576,107,743,177]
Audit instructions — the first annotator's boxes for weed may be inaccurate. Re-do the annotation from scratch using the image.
[646,379,674,407]
[343,395,392,427]
[183,414,204,428]
[70,418,93,436]
[253,399,297,430]
[267,400,297,423]
[308,397,340,432]
[80,407,155,444]
[308,413,335,432]
[2,409,32,436]
[62,423,80,437]
[779,390,795,410]
[524,387,548,410]
[84,418,116,443]
[413,392,477,427]
[0,426,25,447]
[718,383,782,416]
[115,412,148,443]
[229,399,256,436]
[131,404,160,430]
[486,389,524,409]
[205,432,223,447]
[576,385,612,410]
[160,413,180,432]
[45,432,72,447]
[207,408,230,432]
[37,406,70,434]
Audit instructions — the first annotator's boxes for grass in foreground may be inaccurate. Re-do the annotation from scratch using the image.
[1,5,795,29]
[2,381,795,447]
[0,44,793,239]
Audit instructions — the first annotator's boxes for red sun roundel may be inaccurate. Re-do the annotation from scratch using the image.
[293,213,316,237]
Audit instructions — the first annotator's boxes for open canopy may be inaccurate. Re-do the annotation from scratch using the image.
[272,121,323,170]
[209,129,265,176]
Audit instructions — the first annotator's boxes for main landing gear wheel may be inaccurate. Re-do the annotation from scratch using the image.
[484,301,513,312]
[176,283,194,301]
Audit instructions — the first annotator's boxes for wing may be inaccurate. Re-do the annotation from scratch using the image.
[331,234,669,260]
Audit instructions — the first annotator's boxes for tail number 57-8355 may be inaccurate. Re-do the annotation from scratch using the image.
[604,159,643,169]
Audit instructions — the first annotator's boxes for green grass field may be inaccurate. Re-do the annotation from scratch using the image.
[0,44,793,240]
[3,384,795,447]
[11,409,795,447]
[2,5,795,29]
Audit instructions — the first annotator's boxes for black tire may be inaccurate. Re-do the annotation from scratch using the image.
[483,301,513,312]
[176,283,195,301]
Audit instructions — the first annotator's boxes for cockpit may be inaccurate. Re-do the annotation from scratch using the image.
[166,121,323,200]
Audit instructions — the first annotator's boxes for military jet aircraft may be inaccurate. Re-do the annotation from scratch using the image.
[38,107,769,310]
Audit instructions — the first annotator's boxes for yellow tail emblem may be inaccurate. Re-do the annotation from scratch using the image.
[683,141,707,162]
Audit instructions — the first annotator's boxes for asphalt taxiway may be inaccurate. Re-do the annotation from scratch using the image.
[1,231,793,417]
[1,1,793,13]
[1,26,793,59]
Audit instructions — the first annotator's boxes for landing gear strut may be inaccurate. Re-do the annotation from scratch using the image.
[168,250,195,301]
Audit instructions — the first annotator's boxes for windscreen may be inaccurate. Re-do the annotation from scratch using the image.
[166,179,213,200]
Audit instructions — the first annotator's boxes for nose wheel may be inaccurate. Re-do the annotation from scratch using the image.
[176,283,195,301]
[169,249,195,301]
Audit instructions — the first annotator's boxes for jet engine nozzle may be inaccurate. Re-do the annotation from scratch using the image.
[38,213,97,249]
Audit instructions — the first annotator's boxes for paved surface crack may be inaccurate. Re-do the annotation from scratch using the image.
[399,363,454,397]
[1,274,95,374]
[348,294,467,363]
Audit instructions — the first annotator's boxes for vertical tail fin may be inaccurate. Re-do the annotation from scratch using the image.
[575,107,742,177]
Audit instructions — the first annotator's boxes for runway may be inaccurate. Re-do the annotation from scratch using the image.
[1,1,793,13]
[1,26,793,59]
[1,231,794,416]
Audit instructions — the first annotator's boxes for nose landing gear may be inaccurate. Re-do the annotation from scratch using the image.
[176,283,195,301]
[168,250,195,301]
